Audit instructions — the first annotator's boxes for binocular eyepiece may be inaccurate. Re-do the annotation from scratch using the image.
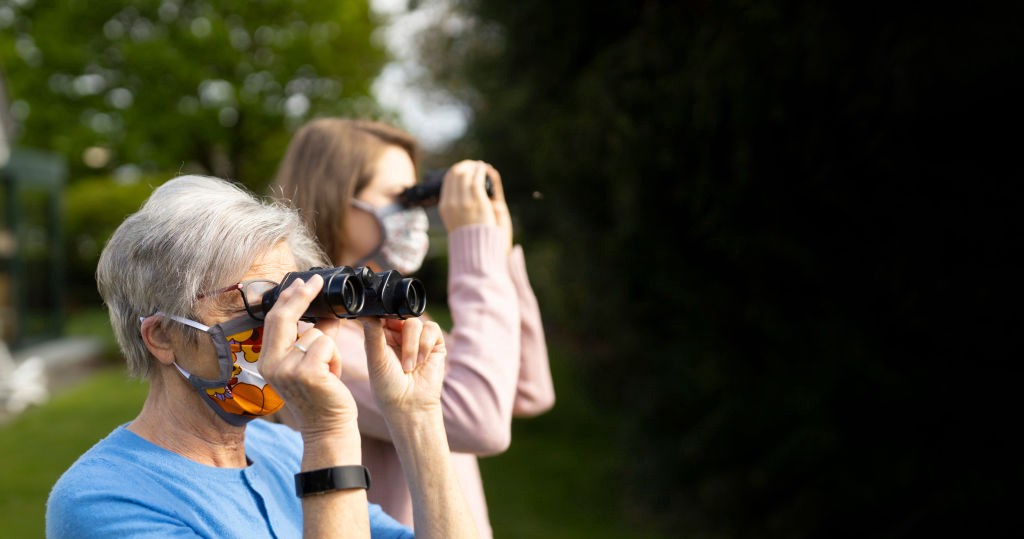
[261,266,426,321]
[399,168,495,208]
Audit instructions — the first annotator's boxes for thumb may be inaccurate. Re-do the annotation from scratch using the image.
[360,318,389,378]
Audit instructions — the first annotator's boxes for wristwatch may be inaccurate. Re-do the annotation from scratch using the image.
[294,465,371,497]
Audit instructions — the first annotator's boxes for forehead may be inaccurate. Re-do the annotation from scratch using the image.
[358,145,416,205]
[201,242,297,319]
[243,241,298,282]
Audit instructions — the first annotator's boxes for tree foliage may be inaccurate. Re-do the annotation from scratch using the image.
[0,0,388,188]
[412,1,1020,537]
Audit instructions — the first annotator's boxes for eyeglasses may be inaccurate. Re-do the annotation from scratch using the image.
[197,279,279,321]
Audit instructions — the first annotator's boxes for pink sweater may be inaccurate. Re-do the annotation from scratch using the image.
[337,225,556,537]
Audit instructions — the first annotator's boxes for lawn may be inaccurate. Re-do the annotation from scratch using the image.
[0,368,149,538]
[0,328,663,538]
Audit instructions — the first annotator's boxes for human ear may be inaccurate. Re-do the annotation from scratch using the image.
[140,316,177,366]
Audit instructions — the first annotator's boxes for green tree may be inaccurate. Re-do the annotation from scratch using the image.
[0,0,388,188]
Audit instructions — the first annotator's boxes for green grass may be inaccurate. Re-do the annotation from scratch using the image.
[0,367,147,538]
[0,321,663,538]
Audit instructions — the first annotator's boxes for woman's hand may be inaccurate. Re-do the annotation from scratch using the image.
[258,275,358,439]
[361,317,446,419]
[363,317,478,539]
[438,160,513,251]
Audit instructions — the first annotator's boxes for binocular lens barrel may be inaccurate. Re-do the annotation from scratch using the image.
[394,278,427,318]
[264,268,364,320]
[322,268,365,316]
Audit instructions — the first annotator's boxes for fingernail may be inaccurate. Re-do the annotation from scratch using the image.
[403,358,414,372]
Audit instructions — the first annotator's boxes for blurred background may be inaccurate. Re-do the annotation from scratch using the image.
[0,1,1019,537]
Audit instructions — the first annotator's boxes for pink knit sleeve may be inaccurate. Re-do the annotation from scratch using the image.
[507,245,556,417]
[339,226,542,456]
[439,224,522,455]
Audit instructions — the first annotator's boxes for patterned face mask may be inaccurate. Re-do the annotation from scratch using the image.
[153,313,285,426]
[352,200,430,275]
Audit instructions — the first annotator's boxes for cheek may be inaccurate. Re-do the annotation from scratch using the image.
[340,209,382,264]
[177,309,229,378]
[179,335,222,380]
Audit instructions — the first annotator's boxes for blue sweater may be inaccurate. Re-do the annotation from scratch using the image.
[46,420,413,538]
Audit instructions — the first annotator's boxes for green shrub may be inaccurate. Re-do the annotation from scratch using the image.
[63,174,169,306]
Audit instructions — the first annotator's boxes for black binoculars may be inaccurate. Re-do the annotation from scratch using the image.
[261,266,426,320]
[399,168,495,208]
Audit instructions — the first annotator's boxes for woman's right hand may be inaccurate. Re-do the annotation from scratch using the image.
[438,160,513,251]
[259,274,358,439]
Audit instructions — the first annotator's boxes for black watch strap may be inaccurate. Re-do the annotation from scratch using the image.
[294,465,371,497]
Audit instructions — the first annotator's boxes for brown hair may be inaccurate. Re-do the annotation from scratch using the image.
[272,118,418,263]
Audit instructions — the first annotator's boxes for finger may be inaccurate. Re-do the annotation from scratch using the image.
[372,318,400,356]
[361,316,384,347]
[441,160,474,201]
[467,160,488,200]
[460,161,490,197]
[303,333,343,379]
[399,317,423,373]
[383,317,405,331]
[438,167,453,201]
[360,317,389,377]
[417,321,445,367]
[262,274,322,356]
[479,163,507,210]
[263,326,322,386]
[483,163,505,200]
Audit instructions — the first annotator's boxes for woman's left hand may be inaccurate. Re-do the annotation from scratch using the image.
[360,317,446,418]
[439,160,513,252]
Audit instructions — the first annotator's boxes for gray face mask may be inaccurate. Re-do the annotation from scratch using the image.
[352,200,430,275]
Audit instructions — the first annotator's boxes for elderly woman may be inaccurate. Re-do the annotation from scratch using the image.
[45,175,476,538]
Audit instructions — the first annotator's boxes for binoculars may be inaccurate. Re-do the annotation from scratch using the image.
[399,168,496,208]
[261,266,426,320]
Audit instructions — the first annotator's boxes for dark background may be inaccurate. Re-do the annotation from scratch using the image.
[427,1,1020,537]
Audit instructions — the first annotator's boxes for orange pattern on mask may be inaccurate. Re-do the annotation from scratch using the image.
[203,365,240,399]
[204,326,283,416]
[228,327,263,364]
[215,383,284,416]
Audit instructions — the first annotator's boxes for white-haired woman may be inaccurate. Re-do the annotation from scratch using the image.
[46,175,477,538]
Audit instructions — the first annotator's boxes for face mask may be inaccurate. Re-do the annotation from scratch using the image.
[158,313,285,426]
[352,200,430,275]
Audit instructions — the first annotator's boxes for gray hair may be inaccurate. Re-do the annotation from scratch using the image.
[96,175,328,378]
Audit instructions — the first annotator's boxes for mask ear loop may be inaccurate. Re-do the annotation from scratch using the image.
[159,312,211,332]
[171,362,193,380]
[144,312,235,382]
